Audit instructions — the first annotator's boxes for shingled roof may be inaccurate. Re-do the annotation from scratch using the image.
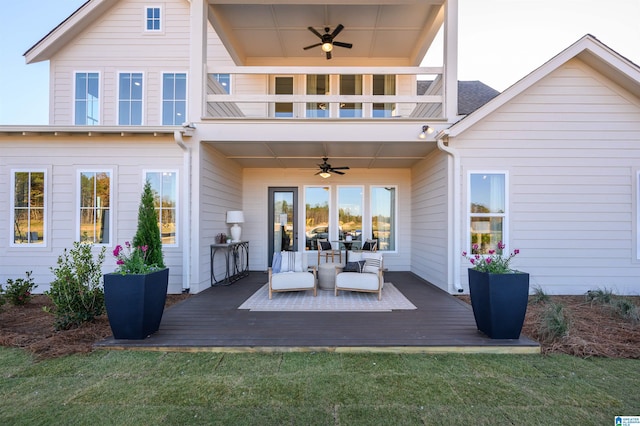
[416,80,500,115]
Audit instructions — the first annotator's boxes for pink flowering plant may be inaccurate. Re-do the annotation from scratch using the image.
[113,241,161,275]
[462,241,520,274]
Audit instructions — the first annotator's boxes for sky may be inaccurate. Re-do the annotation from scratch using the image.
[1,0,639,125]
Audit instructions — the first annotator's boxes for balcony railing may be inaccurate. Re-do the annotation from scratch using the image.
[204,66,446,120]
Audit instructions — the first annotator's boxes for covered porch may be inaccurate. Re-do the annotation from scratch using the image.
[96,271,539,354]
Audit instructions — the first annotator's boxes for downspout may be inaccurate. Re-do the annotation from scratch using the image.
[436,130,464,293]
[175,127,193,293]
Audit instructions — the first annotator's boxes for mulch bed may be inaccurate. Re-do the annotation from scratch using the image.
[1,294,638,359]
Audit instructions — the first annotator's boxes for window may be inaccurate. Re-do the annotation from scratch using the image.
[371,186,396,251]
[274,76,293,117]
[75,72,99,125]
[212,73,230,94]
[305,186,330,250]
[162,73,187,125]
[119,73,143,125]
[372,74,396,118]
[339,75,362,118]
[306,74,329,118]
[145,171,178,245]
[338,186,363,243]
[78,171,111,244]
[146,7,161,31]
[12,171,45,245]
[469,173,507,254]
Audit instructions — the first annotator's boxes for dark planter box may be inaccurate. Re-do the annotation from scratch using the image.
[104,268,169,340]
[468,268,529,339]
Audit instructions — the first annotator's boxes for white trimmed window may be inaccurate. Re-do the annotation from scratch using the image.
[468,172,508,254]
[338,186,364,243]
[145,171,178,245]
[118,72,143,125]
[370,186,396,251]
[162,73,187,125]
[11,170,46,245]
[304,186,330,251]
[78,171,112,244]
[145,6,162,31]
[74,72,100,125]
[372,74,396,118]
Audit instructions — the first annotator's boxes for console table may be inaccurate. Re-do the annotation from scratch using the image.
[210,241,249,286]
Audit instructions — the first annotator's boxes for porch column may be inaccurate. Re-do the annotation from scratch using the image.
[443,0,459,121]
[188,0,207,123]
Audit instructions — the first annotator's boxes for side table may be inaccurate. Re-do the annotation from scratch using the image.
[210,241,249,286]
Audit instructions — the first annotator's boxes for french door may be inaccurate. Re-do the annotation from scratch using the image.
[268,187,298,266]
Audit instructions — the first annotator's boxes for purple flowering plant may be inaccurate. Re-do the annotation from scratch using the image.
[462,241,520,274]
[112,241,161,275]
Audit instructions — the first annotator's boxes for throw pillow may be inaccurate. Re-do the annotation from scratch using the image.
[343,260,366,273]
[272,252,282,274]
[319,241,332,250]
[363,257,381,274]
[280,251,305,272]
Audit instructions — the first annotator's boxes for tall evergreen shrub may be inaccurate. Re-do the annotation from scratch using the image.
[132,180,165,268]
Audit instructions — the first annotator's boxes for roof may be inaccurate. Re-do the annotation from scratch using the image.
[417,80,500,115]
[445,34,640,138]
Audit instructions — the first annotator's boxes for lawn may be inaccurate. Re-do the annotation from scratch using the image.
[1,348,637,425]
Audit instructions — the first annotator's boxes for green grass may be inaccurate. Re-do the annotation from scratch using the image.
[1,349,638,425]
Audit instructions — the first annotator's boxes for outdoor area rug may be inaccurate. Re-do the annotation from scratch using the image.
[238,283,417,312]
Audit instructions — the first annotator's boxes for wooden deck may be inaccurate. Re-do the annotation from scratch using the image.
[96,271,540,354]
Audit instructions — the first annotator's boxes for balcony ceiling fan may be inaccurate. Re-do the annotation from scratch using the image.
[303,24,353,60]
[315,157,350,178]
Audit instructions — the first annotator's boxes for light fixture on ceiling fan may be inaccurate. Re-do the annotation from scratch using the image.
[315,157,349,178]
[303,25,353,60]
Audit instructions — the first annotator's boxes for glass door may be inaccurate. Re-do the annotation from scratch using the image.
[268,187,298,266]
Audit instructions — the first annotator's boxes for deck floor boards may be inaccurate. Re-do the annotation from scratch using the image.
[96,271,540,354]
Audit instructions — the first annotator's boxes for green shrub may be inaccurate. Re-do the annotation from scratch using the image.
[132,180,165,269]
[585,288,614,305]
[47,242,106,330]
[5,271,37,306]
[610,297,640,323]
[538,302,570,343]
[530,286,550,305]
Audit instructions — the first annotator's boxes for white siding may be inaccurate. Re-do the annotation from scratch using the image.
[455,59,640,294]
[0,135,185,293]
[411,149,450,290]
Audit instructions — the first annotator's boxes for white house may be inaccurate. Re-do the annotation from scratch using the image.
[1,0,639,296]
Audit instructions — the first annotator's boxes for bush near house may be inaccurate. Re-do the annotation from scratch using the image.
[4,271,37,306]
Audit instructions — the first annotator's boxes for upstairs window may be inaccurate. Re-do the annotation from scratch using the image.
[306,74,329,118]
[78,171,111,244]
[274,76,294,117]
[212,73,230,94]
[12,170,46,245]
[162,73,187,125]
[339,75,362,118]
[75,72,99,125]
[119,73,143,125]
[372,74,396,117]
[146,7,161,31]
[468,172,507,254]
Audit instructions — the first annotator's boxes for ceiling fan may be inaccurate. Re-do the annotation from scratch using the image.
[315,157,350,178]
[303,24,353,60]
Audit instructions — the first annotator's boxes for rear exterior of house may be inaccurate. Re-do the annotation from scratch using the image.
[1,0,639,296]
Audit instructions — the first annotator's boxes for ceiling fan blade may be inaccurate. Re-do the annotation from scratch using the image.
[333,41,352,49]
[332,170,346,175]
[326,51,332,60]
[308,26,323,39]
[331,24,344,38]
[330,166,350,170]
[303,43,322,50]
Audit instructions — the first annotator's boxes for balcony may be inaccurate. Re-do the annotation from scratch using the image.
[205,66,448,121]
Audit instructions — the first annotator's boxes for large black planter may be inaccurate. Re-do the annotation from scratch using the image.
[104,268,169,339]
[468,268,529,339]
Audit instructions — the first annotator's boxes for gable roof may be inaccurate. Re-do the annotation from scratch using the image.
[446,34,640,137]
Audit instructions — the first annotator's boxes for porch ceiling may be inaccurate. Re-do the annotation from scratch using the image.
[208,0,445,66]
[207,140,438,169]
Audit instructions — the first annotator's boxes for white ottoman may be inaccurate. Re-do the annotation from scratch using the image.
[318,262,340,291]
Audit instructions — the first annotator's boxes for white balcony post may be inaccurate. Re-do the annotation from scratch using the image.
[444,0,459,121]
[188,0,207,123]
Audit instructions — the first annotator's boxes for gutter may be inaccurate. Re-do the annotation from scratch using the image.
[436,129,464,293]
[174,126,194,293]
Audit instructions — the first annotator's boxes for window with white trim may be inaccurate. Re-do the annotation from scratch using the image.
[119,73,143,125]
[146,7,161,31]
[339,75,363,117]
[338,186,363,243]
[78,171,111,244]
[468,172,507,254]
[145,171,178,245]
[372,74,396,118]
[212,73,231,94]
[304,186,330,251]
[12,170,46,245]
[74,72,100,125]
[370,186,396,251]
[162,73,187,125]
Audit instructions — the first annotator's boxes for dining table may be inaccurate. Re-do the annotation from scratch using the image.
[333,239,362,263]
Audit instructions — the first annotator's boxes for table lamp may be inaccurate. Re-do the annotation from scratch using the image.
[226,210,244,242]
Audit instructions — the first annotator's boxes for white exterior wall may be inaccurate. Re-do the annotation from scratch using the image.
[411,149,450,291]
[0,135,185,293]
[454,59,640,295]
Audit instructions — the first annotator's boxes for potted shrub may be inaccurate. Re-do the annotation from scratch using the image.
[462,242,529,339]
[104,180,169,340]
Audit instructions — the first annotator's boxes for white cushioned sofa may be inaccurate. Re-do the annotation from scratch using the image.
[268,251,317,299]
[334,252,384,300]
